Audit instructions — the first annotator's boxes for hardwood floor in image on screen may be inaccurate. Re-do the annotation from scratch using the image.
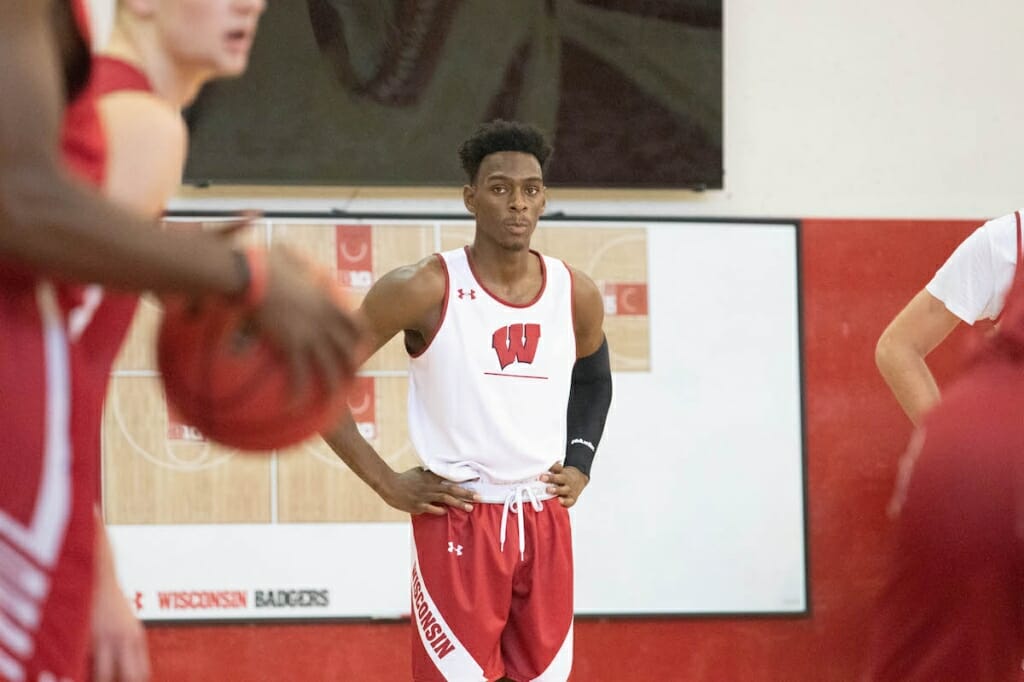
[101,220,652,524]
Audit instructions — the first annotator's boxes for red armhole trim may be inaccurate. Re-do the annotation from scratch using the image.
[71,0,92,46]
[90,57,155,96]
[409,253,449,359]
[565,260,579,359]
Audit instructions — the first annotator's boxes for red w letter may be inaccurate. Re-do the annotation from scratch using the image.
[492,324,541,369]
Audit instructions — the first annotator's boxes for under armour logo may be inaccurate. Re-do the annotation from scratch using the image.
[447,542,463,556]
[457,288,476,300]
[132,591,144,612]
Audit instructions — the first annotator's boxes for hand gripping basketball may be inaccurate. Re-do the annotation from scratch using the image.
[157,247,359,450]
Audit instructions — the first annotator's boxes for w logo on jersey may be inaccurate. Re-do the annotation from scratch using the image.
[492,323,541,369]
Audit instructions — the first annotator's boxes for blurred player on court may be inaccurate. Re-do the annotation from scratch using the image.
[865,214,1024,680]
[324,120,613,681]
[876,208,1024,423]
[0,1,362,680]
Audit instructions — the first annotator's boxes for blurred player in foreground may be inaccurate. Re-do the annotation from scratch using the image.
[0,1,361,679]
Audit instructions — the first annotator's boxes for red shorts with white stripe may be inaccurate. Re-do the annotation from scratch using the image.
[0,282,96,682]
[410,485,574,682]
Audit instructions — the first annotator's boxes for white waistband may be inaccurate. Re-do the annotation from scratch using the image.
[460,479,554,504]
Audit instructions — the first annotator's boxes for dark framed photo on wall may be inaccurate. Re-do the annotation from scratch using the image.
[184,0,723,189]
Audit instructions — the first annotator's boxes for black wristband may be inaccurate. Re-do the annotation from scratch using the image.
[565,441,596,479]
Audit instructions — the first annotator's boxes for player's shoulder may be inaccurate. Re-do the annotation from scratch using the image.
[99,90,183,129]
[562,263,601,306]
[99,92,186,157]
[976,209,1023,243]
[373,254,447,302]
[559,263,604,340]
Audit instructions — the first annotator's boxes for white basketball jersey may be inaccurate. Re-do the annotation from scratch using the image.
[407,247,577,483]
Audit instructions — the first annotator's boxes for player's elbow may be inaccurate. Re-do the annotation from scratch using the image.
[875,324,913,378]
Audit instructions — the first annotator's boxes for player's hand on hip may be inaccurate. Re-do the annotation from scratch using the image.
[383,467,480,515]
[542,462,589,508]
[255,248,365,399]
[91,577,150,682]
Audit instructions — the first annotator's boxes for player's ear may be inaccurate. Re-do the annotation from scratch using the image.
[463,185,476,215]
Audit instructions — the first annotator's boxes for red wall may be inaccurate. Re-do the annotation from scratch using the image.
[144,218,984,681]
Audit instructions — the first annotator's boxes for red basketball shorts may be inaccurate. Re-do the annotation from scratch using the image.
[865,360,1024,682]
[410,482,574,682]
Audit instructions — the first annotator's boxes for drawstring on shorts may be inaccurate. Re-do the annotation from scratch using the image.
[499,485,545,560]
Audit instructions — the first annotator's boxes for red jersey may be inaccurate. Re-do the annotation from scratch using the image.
[0,14,153,676]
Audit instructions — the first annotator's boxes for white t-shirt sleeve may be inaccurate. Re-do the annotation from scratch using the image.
[925,212,1020,324]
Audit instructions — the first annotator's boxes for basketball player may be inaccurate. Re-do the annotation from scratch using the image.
[876,208,1024,423]
[864,212,1024,681]
[0,2,361,680]
[73,1,284,679]
[324,120,613,681]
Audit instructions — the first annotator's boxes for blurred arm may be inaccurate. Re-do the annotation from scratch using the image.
[875,289,961,425]
[92,509,150,682]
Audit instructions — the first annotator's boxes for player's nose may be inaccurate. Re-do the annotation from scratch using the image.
[509,188,527,210]
[235,0,266,17]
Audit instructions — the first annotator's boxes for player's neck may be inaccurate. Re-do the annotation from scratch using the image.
[467,242,540,299]
[105,27,209,108]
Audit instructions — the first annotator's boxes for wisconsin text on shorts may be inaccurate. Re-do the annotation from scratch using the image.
[412,567,456,659]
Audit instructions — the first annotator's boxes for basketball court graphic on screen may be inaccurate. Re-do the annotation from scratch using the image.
[101,221,649,525]
[277,375,418,523]
[102,375,272,524]
[102,222,272,525]
[272,223,429,522]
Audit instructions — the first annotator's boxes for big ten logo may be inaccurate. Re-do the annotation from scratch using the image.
[166,403,206,442]
[601,282,649,316]
[336,225,374,290]
[347,376,377,442]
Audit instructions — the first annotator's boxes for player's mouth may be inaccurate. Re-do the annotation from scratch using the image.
[225,29,254,54]
[504,219,532,234]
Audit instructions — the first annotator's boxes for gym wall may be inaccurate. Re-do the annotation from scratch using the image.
[83,0,1024,678]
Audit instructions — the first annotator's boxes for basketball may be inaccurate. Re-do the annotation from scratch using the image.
[156,288,353,451]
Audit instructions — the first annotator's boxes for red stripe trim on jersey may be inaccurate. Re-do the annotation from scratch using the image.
[483,372,549,380]
[408,254,449,359]
[71,0,91,46]
[462,246,547,308]
[90,56,154,97]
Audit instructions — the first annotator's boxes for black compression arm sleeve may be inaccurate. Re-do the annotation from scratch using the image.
[564,337,612,478]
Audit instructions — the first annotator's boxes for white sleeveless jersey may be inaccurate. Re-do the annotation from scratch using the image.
[408,247,577,483]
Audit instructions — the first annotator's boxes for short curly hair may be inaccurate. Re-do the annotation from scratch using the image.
[457,119,553,184]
